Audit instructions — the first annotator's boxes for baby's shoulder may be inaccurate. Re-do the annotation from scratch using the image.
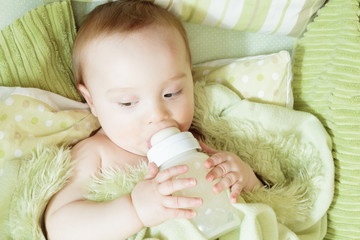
[69,133,108,175]
[70,131,134,172]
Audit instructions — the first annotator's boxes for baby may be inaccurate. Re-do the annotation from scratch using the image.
[45,1,263,239]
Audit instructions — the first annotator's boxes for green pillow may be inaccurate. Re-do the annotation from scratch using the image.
[69,0,325,37]
[292,0,360,238]
[61,0,296,65]
[0,0,83,101]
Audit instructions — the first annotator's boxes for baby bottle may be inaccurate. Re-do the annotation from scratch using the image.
[147,127,240,239]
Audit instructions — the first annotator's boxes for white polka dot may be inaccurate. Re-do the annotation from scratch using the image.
[28,134,35,138]
[5,97,14,106]
[242,75,249,83]
[203,69,210,75]
[0,169,3,176]
[86,122,91,129]
[0,131,4,140]
[229,62,236,68]
[38,104,45,112]
[258,60,265,66]
[272,72,280,80]
[15,115,23,122]
[194,161,201,169]
[216,78,223,83]
[205,208,212,215]
[72,139,79,145]
[258,90,265,98]
[46,120,53,127]
[14,149,22,157]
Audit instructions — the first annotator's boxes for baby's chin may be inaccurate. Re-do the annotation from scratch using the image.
[116,143,148,158]
[130,146,149,158]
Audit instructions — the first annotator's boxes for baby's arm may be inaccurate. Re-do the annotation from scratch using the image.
[45,140,201,240]
[200,142,264,204]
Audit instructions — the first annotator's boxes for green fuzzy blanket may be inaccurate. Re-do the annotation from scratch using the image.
[1,80,333,240]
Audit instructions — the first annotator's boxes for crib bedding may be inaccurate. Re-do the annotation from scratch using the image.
[68,1,297,65]
[66,0,325,37]
[0,0,358,239]
[0,81,333,240]
[0,87,100,237]
[0,0,81,101]
[292,0,360,238]
[192,50,293,108]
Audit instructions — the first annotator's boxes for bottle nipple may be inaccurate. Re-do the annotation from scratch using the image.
[151,127,180,146]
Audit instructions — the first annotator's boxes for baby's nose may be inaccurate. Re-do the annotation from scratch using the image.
[147,102,169,125]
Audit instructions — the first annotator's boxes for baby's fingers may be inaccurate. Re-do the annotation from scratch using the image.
[230,183,243,204]
[158,178,197,195]
[144,162,159,180]
[155,165,189,183]
[206,161,232,182]
[163,195,203,212]
[199,142,219,155]
[213,172,239,194]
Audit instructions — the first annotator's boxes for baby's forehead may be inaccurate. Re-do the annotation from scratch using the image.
[84,25,186,58]
[81,26,190,85]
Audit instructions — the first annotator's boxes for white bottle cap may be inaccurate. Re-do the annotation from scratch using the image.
[147,127,201,167]
[150,127,180,146]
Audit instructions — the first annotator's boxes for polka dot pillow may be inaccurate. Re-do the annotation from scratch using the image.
[192,51,293,108]
[0,87,100,169]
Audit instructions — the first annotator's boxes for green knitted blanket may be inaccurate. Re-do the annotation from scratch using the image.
[292,0,360,239]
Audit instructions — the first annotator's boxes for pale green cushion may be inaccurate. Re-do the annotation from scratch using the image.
[60,0,296,65]
[154,0,325,37]
[68,0,325,37]
[192,51,293,108]
[0,0,83,101]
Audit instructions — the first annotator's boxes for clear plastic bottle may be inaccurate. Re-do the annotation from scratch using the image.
[147,127,240,239]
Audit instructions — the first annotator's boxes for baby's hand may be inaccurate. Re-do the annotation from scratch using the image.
[131,162,203,227]
[200,142,263,204]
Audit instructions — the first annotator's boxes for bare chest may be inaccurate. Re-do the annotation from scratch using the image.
[99,143,147,170]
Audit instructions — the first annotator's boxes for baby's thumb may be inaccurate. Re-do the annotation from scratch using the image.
[145,162,159,180]
[199,142,218,155]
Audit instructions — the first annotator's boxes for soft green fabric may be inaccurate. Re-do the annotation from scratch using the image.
[51,0,296,64]
[85,161,148,202]
[7,145,73,240]
[292,0,360,239]
[0,0,83,101]
[4,81,333,239]
[0,87,99,239]
[55,0,324,37]
[192,51,293,108]
[0,87,99,170]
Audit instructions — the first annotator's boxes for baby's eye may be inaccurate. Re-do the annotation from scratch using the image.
[164,90,182,98]
[118,101,137,107]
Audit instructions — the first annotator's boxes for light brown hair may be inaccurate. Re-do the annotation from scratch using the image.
[72,0,191,86]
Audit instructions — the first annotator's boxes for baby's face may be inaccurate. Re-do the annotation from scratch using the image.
[80,25,194,156]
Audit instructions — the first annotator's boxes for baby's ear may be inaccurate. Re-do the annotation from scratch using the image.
[77,83,98,117]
